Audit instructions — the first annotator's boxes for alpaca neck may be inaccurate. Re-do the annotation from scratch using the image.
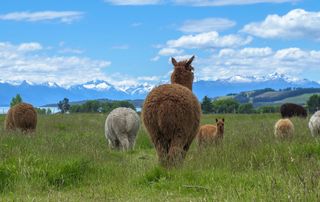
[217,127,224,137]
[171,68,193,91]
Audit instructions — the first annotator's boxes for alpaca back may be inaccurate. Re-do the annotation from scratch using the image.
[274,119,294,139]
[5,103,37,133]
[142,84,201,166]
[309,111,320,136]
[197,124,217,146]
[105,107,140,150]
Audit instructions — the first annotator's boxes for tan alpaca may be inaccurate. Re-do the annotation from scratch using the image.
[274,118,294,139]
[197,118,225,147]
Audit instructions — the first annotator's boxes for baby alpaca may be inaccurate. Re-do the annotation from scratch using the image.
[5,102,37,133]
[309,111,320,137]
[105,107,140,151]
[197,118,225,147]
[274,118,294,139]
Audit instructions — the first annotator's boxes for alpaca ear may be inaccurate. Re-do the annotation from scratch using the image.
[222,118,225,122]
[171,57,178,67]
[216,118,218,123]
[186,55,195,66]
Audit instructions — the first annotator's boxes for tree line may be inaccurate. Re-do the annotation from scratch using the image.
[201,94,320,114]
[60,98,136,113]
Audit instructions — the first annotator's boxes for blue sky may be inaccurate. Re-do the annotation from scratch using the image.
[0,0,320,88]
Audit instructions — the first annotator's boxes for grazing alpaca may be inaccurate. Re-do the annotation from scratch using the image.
[142,56,201,167]
[308,111,320,137]
[105,107,140,151]
[274,119,294,139]
[280,103,307,118]
[4,103,37,133]
[197,118,225,147]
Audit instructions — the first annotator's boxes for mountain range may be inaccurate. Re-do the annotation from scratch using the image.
[0,73,319,106]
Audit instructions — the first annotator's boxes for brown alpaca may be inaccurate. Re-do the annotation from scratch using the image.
[5,103,37,133]
[142,56,201,167]
[197,118,225,147]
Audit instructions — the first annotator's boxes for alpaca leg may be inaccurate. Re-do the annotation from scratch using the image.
[166,135,189,167]
[128,131,137,150]
[118,135,130,151]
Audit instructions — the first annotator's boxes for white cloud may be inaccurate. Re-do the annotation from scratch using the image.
[17,43,43,52]
[166,31,252,49]
[242,9,320,40]
[196,47,320,80]
[0,42,111,87]
[158,48,184,56]
[58,48,84,54]
[179,18,236,33]
[0,11,84,23]
[104,0,161,5]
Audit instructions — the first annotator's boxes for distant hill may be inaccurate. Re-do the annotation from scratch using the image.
[1,73,320,106]
[215,88,320,107]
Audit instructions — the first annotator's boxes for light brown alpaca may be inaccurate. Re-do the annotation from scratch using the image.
[274,118,294,139]
[197,118,225,147]
[142,56,201,168]
[5,103,37,133]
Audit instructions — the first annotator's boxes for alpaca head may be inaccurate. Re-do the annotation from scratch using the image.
[215,118,224,134]
[170,56,195,91]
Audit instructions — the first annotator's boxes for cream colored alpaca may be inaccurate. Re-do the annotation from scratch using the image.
[274,119,294,139]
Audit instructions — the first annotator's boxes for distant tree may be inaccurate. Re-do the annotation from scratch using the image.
[257,105,280,113]
[10,94,23,107]
[307,94,320,113]
[58,98,70,113]
[212,98,240,113]
[238,103,255,114]
[201,96,214,114]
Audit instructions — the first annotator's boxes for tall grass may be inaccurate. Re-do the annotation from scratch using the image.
[0,113,319,201]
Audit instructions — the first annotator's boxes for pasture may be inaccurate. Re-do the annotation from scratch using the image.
[0,113,319,201]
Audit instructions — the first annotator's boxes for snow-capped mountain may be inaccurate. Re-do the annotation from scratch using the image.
[0,74,319,106]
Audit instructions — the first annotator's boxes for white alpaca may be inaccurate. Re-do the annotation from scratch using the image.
[105,107,140,150]
[309,111,320,137]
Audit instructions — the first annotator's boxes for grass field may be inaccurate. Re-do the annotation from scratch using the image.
[0,113,320,201]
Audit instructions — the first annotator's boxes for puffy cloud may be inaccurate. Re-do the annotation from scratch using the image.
[0,11,84,23]
[158,48,184,56]
[166,31,252,49]
[179,18,236,33]
[242,9,320,40]
[0,42,111,87]
[196,47,320,80]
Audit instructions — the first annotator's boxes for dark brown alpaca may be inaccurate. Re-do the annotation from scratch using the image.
[142,56,201,167]
[197,118,225,147]
[5,103,37,133]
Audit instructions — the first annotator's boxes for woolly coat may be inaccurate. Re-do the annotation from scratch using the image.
[105,107,140,150]
[5,103,37,133]
[280,103,307,118]
[142,56,201,167]
[308,110,320,137]
[197,120,224,146]
[274,118,294,139]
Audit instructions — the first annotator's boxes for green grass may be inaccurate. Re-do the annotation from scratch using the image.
[0,113,320,201]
